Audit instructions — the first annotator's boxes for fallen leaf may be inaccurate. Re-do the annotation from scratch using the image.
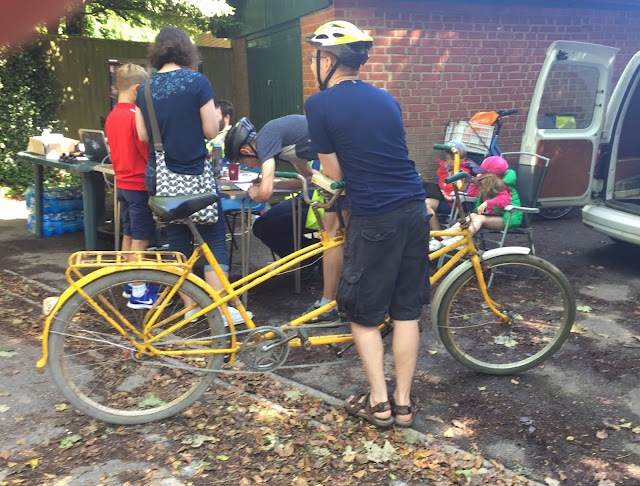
[511,378,520,385]
[0,405,9,413]
[596,430,608,439]
[283,390,302,401]
[570,324,588,334]
[477,386,486,391]
[353,470,366,478]
[427,350,438,355]
[54,403,67,412]
[29,458,38,469]
[424,415,445,423]
[566,436,575,441]
[576,305,592,313]
[59,434,82,449]
[138,397,166,408]
[443,428,455,438]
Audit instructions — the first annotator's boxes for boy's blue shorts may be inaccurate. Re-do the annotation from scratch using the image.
[117,188,156,241]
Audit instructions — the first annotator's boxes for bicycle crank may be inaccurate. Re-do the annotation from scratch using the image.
[238,326,290,372]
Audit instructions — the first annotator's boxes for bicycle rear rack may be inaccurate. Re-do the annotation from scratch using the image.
[66,250,190,283]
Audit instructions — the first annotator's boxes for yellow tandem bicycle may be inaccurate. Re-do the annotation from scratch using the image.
[37,158,575,424]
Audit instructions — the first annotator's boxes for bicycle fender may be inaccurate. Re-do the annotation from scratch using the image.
[430,246,531,344]
[36,266,209,368]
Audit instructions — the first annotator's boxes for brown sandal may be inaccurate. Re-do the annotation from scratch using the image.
[391,394,419,428]
[345,392,394,428]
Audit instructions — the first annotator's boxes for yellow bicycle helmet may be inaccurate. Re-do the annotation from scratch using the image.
[306,20,373,90]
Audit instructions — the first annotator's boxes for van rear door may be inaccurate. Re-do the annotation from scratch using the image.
[520,41,618,207]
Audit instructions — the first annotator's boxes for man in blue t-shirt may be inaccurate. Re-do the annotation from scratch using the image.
[305,21,429,429]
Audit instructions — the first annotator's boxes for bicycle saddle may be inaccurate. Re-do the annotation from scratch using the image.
[149,193,219,222]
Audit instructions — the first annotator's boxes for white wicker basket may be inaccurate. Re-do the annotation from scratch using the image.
[444,121,495,154]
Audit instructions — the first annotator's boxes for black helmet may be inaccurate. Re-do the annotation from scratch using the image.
[224,117,256,163]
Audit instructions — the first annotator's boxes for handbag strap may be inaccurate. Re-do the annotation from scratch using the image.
[144,80,164,152]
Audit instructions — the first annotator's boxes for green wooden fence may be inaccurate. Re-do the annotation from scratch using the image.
[40,35,235,139]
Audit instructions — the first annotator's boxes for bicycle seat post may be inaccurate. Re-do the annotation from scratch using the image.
[186,219,205,245]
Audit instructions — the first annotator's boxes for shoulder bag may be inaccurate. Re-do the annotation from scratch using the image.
[144,83,218,224]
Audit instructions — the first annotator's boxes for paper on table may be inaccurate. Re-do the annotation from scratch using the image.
[237,171,258,182]
[234,182,253,191]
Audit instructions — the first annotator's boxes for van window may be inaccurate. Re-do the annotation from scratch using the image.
[537,64,601,130]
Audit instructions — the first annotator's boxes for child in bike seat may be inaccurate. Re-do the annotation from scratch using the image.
[433,155,522,249]
[426,140,474,251]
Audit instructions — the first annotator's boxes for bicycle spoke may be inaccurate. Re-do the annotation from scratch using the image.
[437,255,574,374]
[48,270,226,424]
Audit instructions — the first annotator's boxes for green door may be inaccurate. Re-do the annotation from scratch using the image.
[247,20,303,130]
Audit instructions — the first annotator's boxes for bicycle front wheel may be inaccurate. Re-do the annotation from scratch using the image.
[436,254,575,374]
[47,269,226,424]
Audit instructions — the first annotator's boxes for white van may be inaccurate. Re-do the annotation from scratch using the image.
[521,40,640,245]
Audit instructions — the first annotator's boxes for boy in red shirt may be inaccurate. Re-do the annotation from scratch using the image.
[105,63,157,308]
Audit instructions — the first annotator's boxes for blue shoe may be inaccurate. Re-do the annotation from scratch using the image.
[123,283,157,299]
[127,285,173,309]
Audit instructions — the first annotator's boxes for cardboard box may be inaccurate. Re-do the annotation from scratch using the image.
[27,135,79,156]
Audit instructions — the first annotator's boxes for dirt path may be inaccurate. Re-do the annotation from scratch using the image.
[0,202,639,484]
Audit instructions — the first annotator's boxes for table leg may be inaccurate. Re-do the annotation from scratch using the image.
[291,196,302,293]
[33,164,43,238]
[82,173,97,251]
[239,198,253,307]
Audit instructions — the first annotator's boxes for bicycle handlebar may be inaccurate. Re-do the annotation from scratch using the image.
[296,174,345,209]
[444,171,470,185]
[274,171,299,179]
[497,108,518,118]
[433,143,454,152]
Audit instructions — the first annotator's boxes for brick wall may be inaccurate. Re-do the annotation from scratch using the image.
[300,0,640,177]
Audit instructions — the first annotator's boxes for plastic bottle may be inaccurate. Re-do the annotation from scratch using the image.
[26,212,35,234]
[72,187,83,211]
[24,186,35,210]
[43,191,53,214]
[43,214,55,236]
[76,211,84,231]
[53,213,65,235]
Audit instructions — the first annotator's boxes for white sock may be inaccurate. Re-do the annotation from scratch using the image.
[131,283,147,298]
[319,297,332,306]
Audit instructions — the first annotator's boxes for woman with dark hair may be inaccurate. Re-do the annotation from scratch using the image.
[135,26,252,325]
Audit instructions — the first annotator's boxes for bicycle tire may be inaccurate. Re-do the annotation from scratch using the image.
[436,254,575,374]
[47,269,226,424]
[538,206,574,220]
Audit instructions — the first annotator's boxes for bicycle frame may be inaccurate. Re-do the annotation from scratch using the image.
[37,173,510,369]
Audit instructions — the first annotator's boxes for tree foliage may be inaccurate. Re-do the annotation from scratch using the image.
[68,0,236,40]
[0,42,64,191]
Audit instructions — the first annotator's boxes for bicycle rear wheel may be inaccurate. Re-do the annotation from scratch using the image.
[436,254,575,374]
[47,269,226,424]
[538,206,574,220]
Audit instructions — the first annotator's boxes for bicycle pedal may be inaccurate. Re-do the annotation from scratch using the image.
[297,328,312,351]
